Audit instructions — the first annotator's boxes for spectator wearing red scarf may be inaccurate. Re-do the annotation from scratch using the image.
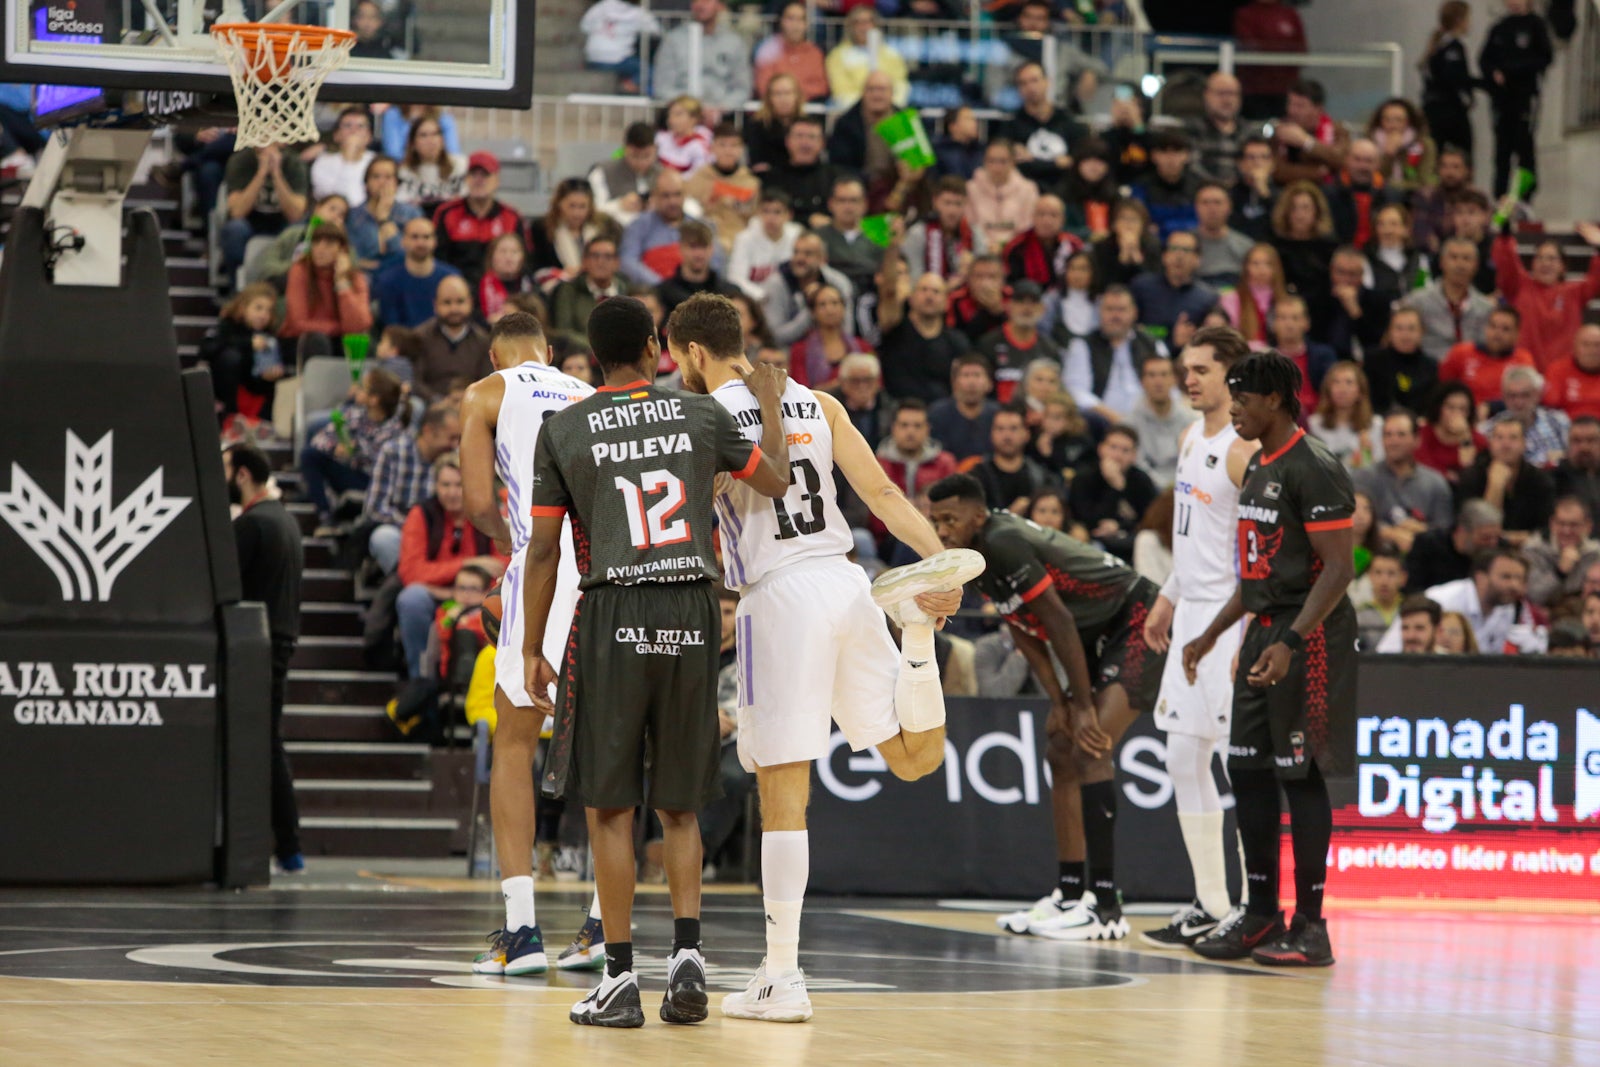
[1325,139,1401,249]
[1002,195,1082,291]
[902,176,982,284]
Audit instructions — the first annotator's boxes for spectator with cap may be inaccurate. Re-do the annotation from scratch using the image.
[684,123,758,258]
[1497,364,1569,468]
[1130,131,1202,242]
[656,219,741,319]
[1402,236,1495,361]
[996,62,1087,189]
[1544,326,1600,423]
[651,0,752,120]
[1124,352,1196,488]
[365,403,463,574]
[1523,496,1600,608]
[763,117,846,229]
[1441,306,1537,412]
[1403,497,1503,593]
[754,2,828,102]
[1456,414,1557,545]
[761,230,854,346]
[309,107,377,208]
[966,138,1039,256]
[1188,71,1258,185]
[431,151,520,284]
[1192,181,1253,287]
[904,177,982,285]
[548,236,630,342]
[1355,409,1456,554]
[1063,284,1163,424]
[1128,230,1218,342]
[619,169,721,288]
[815,175,884,301]
[590,122,661,228]
[412,275,491,402]
[1272,77,1349,185]
[373,217,463,330]
[729,190,801,300]
[928,353,1001,461]
[825,7,909,109]
[1552,415,1600,525]
[1002,196,1079,291]
[975,281,1058,404]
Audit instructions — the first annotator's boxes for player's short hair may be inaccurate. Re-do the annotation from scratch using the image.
[712,121,741,141]
[587,296,658,373]
[420,403,458,433]
[1572,414,1600,433]
[1555,495,1594,523]
[1195,180,1230,199]
[1490,305,1521,327]
[489,311,545,348]
[790,114,825,134]
[927,473,987,506]
[992,403,1028,427]
[1104,423,1140,448]
[1238,134,1272,157]
[624,121,655,149]
[678,219,714,249]
[1149,129,1191,153]
[1384,407,1419,433]
[1185,325,1250,369]
[933,175,969,199]
[1473,546,1527,576]
[1227,350,1305,419]
[1399,594,1441,625]
[1288,78,1325,107]
[951,352,994,378]
[665,292,744,360]
[1451,188,1492,212]
[583,235,617,256]
[1370,544,1406,568]
[758,188,792,212]
[224,443,272,485]
[457,563,494,590]
[893,397,929,419]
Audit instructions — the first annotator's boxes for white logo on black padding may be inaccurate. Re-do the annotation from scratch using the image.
[0,431,190,602]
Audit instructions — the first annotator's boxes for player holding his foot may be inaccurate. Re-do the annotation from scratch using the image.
[522,297,792,1028]
[1182,352,1358,968]
[458,312,607,976]
[1140,327,1258,948]
[928,474,1166,942]
[670,293,983,1024]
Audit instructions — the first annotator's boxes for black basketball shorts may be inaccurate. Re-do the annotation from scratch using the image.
[541,580,723,812]
[1086,577,1165,714]
[1229,600,1359,780]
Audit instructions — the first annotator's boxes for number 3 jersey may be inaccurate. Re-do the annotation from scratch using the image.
[1236,428,1355,615]
[711,378,852,592]
[530,380,762,589]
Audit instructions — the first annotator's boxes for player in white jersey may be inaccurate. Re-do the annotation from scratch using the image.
[1139,326,1259,947]
[459,313,606,976]
[670,294,983,1023]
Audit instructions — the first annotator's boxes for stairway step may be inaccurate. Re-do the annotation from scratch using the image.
[295,777,435,813]
[285,702,394,741]
[287,501,319,535]
[302,567,354,602]
[287,666,395,706]
[169,285,221,317]
[299,815,459,857]
[285,739,430,778]
[303,536,338,569]
[289,635,368,670]
[299,601,364,637]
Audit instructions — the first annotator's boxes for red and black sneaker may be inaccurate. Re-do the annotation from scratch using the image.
[1251,914,1335,967]
[1191,909,1286,961]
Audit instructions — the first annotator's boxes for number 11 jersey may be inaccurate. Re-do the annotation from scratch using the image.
[712,378,852,592]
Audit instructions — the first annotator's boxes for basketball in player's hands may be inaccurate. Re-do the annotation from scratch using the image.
[481,587,502,644]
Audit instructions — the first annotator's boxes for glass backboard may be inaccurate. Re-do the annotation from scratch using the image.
[4,0,532,110]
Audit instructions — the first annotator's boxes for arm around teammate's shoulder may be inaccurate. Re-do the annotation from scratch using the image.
[720,364,791,498]
[819,390,943,558]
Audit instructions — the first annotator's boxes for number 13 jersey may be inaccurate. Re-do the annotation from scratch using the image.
[712,378,852,592]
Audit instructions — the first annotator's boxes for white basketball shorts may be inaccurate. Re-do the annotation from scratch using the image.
[1154,597,1242,743]
[495,523,582,709]
[734,557,902,772]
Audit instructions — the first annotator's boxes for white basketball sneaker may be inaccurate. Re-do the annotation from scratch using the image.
[1028,890,1130,941]
[870,548,986,625]
[996,887,1066,934]
[720,958,813,1023]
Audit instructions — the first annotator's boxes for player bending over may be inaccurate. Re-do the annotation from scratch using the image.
[522,297,792,1028]
[1183,351,1358,967]
[671,292,983,1023]
[1139,326,1258,947]
[458,312,606,975]
[928,474,1166,941]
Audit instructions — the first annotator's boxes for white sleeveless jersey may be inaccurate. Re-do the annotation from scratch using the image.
[493,363,595,553]
[712,378,853,592]
[1171,421,1243,603]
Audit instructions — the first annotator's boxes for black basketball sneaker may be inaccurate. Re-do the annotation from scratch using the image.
[570,969,644,1028]
[1251,914,1335,967]
[1191,909,1286,960]
[1140,902,1223,949]
[660,945,709,1024]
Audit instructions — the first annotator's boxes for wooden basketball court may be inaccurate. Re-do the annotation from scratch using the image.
[2,865,1596,1066]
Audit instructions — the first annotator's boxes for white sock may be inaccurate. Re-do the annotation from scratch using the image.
[589,891,603,921]
[1177,811,1230,920]
[762,830,809,974]
[895,622,945,732]
[502,875,535,931]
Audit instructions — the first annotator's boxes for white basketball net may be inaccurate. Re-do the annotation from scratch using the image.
[213,24,356,148]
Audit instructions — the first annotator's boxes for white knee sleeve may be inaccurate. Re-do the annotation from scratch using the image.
[1165,731,1223,815]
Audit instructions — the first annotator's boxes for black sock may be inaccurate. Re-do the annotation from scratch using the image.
[672,917,701,952]
[1057,861,1084,901]
[1080,780,1118,900]
[1232,767,1283,918]
[1282,763,1332,922]
[606,941,633,978]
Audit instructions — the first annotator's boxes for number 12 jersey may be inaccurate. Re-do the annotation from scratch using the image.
[712,378,853,592]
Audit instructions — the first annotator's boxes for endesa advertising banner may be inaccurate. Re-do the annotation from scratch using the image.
[1327,656,1600,902]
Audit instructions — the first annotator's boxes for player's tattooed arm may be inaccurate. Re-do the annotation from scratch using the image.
[733,362,792,498]
[460,375,514,554]
[1183,587,1246,685]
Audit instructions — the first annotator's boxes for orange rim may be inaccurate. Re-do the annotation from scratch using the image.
[212,21,356,72]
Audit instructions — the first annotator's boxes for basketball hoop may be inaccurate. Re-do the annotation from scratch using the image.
[212,22,356,148]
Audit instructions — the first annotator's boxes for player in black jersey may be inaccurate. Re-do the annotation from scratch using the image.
[523,297,792,1027]
[1182,352,1358,968]
[928,474,1166,941]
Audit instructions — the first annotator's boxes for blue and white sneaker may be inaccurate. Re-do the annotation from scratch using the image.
[557,916,606,972]
[471,925,548,976]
